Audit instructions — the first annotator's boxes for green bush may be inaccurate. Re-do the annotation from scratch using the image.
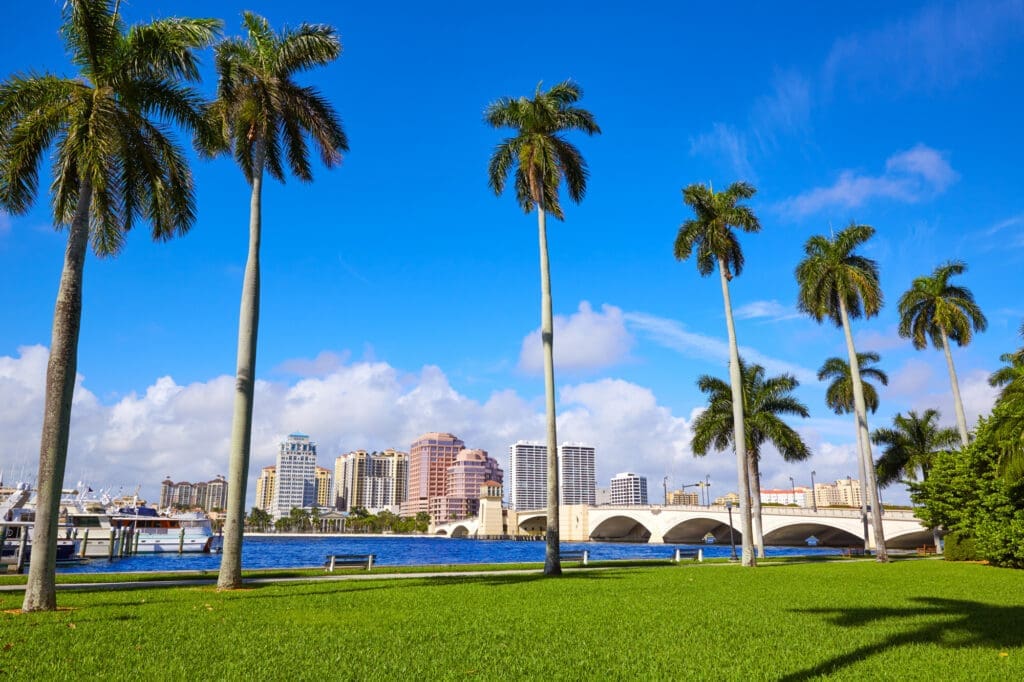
[942,532,978,561]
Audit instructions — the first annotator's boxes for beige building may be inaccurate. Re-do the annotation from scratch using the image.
[315,466,333,508]
[713,492,741,506]
[255,465,276,513]
[666,490,700,505]
[335,449,409,512]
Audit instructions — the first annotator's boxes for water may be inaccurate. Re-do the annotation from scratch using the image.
[57,535,841,573]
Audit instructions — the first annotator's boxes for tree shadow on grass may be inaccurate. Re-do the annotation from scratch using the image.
[781,597,1024,680]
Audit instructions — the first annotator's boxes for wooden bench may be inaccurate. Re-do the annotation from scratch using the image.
[325,554,375,572]
[560,550,589,566]
[917,545,938,556]
[841,547,867,557]
[673,548,703,563]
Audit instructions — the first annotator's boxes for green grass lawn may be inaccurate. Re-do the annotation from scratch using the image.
[1,559,1022,680]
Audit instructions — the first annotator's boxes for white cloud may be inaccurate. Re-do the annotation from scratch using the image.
[733,300,801,322]
[885,358,935,398]
[776,144,957,218]
[688,123,757,181]
[751,71,812,153]
[274,350,350,377]
[518,301,633,374]
[823,0,1024,93]
[624,311,817,383]
[908,369,999,432]
[853,326,907,353]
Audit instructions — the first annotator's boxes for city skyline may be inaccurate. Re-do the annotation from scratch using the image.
[3,1,1023,508]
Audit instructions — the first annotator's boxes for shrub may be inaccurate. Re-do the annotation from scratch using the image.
[942,533,978,561]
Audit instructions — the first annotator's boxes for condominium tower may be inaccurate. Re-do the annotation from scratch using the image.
[335,449,409,512]
[255,465,276,513]
[610,472,648,505]
[274,433,317,520]
[431,449,503,522]
[401,433,465,516]
[507,441,596,509]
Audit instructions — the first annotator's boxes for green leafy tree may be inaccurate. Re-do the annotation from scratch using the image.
[247,507,272,532]
[208,12,349,590]
[691,358,810,558]
[675,181,761,566]
[485,80,600,575]
[415,511,431,533]
[818,352,888,525]
[898,261,987,445]
[0,0,219,612]
[988,323,1024,398]
[795,222,889,561]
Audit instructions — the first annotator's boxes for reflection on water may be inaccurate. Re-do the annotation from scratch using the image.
[58,535,840,573]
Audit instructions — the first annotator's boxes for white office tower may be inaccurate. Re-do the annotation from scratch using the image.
[274,433,317,519]
[508,441,547,510]
[559,443,596,505]
[610,472,648,505]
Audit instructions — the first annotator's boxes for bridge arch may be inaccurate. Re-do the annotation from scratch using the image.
[762,522,863,547]
[885,528,935,549]
[590,515,652,542]
[517,514,547,536]
[450,525,471,538]
[662,518,742,545]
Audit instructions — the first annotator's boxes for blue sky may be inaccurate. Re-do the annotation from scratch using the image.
[2,0,1023,506]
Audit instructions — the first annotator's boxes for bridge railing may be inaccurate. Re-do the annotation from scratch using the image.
[594,504,918,520]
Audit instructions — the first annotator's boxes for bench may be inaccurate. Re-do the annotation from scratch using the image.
[560,550,589,566]
[841,547,867,557]
[325,553,375,572]
[673,548,703,563]
[917,545,938,556]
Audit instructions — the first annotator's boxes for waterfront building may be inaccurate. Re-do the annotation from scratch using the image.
[274,433,317,520]
[158,475,228,511]
[666,489,700,505]
[431,449,504,522]
[507,441,596,510]
[402,433,465,516]
[595,486,611,506]
[610,472,648,505]
[315,466,333,508]
[760,488,806,505]
[336,449,409,512]
[714,492,741,506]
[255,465,276,513]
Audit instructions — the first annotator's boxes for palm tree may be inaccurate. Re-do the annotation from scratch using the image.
[818,352,888,529]
[795,222,889,561]
[208,12,348,590]
[0,0,218,612]
[988,323,1024,396]
[872,409,959,550]
[692,359,810,558]
[485,80,600,576]
[898,261,987,446]
[674,181,761,566]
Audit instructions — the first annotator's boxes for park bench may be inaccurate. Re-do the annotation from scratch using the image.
[672,548,704,563]
[560,549,589,566]
[841,547,867,557]
[325,553,376,572]
[916,545,938,556]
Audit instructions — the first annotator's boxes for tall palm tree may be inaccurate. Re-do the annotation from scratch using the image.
[208,12,348,590]
[674,181,761,566]
[0,0,218,612]
[872,408,959,550]
[795,222,889,561]
[486,80,600,576]
[898,261,987,446]
[691,359,810,558]
[818,352,888,530]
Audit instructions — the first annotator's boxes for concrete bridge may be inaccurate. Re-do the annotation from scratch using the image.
[432,503,933,549]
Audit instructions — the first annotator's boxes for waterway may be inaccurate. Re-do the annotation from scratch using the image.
[58,535,841,573]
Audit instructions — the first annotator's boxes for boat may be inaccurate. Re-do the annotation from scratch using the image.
[2,484,80,568]
[60,494,215,556]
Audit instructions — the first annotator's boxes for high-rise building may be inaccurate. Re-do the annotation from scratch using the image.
[431,449,503,522]
[274,433,317,520]
[508,441,547,510]
[507,441,596,509]
[255,466,276,512]
[666,489,700,505]
[610,472,648,505]
[559,443,596,505]
[402,433,464,516]
[158,476,228,511]
[314,466,333,508]
[336,449,409,512]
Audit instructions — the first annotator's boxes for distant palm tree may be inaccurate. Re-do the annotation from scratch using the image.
[872,409,959,550]
[988,323,1024,397]
[692,359,810,558]
[207,12,348,590]
[818,352,888,525]
[795,222,889,562]
[988,324,1024,480]
[486,80,600,576]
[0,0,219,612]
[898,261,987,446]
[675,181,761,566]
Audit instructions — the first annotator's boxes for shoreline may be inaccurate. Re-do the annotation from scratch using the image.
[242,532,448,539]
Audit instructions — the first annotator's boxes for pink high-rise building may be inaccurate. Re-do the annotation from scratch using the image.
[431,449,503,522]
[401,432,465,516]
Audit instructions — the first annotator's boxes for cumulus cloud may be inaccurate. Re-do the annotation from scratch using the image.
[274,350,350,377]
[776,144,957,218]
[908,369,999,432]
[885,358,936,398]
[853,326,907,353]
[733,300,801,322]
[518,301,633,374]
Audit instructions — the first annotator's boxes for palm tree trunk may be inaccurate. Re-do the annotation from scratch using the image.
[838,299,888,562]
[538,205,561,576]
[22,182,93,613]
[718,258,755,566]
[940,329,970,447]
[217,148,264,590]
[853,421,870,550]
[748,455,765,558]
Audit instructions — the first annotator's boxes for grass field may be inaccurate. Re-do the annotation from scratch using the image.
[1,559,1022,680]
